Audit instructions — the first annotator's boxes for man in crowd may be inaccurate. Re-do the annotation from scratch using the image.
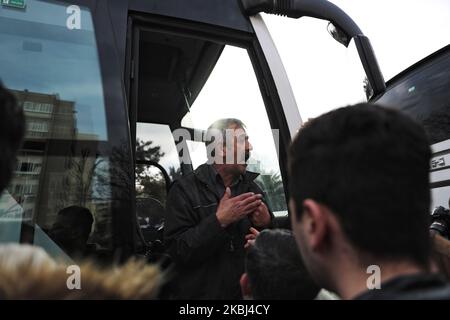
[288,103,450,299]
[240,228,320,300]
[164,118,273,299]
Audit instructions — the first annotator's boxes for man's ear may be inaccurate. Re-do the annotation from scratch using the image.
[300,199,330,252]
[240,273,252,299]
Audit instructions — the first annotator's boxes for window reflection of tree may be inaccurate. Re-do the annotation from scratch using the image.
[58,148,105,209]
[135,139,167,205]
[53,145,111,251]
[49,138,182,252]
[169,166,182,182]
[256,171,287,212]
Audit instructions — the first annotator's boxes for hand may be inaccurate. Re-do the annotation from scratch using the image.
[249,202,271,228]
[244,227,260,249]
[216,188,263,228]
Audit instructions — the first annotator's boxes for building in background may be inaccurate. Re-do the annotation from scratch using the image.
[8,89,76,227]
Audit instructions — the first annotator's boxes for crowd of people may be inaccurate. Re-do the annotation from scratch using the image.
[0,81,449,300]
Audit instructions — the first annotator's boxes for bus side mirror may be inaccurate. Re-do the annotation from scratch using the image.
[327,22,349,47]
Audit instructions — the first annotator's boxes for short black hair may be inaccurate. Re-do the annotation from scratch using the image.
[288,103,432,267]
[53,206,94,235]
[0,83,25,193]
[49,206,94,255]
[246,229,320,300]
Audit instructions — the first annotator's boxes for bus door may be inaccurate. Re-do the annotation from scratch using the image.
[125,8,297,255]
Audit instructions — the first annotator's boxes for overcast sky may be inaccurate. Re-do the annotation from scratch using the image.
[262,0,450,120]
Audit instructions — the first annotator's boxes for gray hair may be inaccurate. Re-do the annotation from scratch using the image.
[205,118,246,161]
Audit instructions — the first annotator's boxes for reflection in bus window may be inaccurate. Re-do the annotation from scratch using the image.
[0,0,113,261]
[135,123,181,206]
[376,50,450,145]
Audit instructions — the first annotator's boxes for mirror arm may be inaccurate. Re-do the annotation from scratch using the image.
[241,0,386,96]
[241,0,362,41]
[354,35,386,96]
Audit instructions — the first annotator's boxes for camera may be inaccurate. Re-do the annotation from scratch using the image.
[430,206,450,239]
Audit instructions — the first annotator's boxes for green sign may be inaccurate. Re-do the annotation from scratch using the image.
[1,0,26,9]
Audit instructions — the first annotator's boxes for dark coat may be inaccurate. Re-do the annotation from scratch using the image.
[354,273,450,300]
[164,164,272,299]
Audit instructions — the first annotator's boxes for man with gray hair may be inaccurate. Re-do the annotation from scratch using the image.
[164,118,273,299]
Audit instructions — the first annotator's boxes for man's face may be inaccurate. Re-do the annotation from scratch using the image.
[222,124,252,174]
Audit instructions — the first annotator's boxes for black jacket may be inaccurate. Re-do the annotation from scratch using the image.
[164,164,272,299]
[354,273,450,300]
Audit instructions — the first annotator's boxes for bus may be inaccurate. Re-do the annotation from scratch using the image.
[0,0,447,269]
[372,45,450,209]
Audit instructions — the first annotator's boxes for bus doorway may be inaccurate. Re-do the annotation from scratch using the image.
[126,13,294,256]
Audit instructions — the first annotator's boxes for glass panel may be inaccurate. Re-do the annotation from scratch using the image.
[136,123,182,184]
[135,123,179,248]
[135,163,167,206]
[0,190,22,243]
[431,186,450,211]
[376,51,450,145]
[0,1,114,261]
[0,1,107,140]
[135,164,166,246]
[186,140,207,170]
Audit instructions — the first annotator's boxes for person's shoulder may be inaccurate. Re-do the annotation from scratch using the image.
[168,170,199,196]
[172,172,195,187]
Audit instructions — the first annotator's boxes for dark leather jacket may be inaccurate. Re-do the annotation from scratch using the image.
[164,163,272,299]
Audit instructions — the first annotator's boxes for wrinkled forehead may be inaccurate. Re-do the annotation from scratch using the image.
[206,123,248,143]
[225,124,247,137]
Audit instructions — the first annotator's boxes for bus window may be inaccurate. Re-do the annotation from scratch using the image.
[0,0,114,262]
[375,47,450,210]
[376,48,450,145]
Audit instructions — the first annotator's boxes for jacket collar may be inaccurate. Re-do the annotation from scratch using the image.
[194,163,259,186]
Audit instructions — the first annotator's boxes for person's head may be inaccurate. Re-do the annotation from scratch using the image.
[0,244,162,299]
[50,206,94,256]
[288,103,432,291]
[0,83,25,193]
[205,118,252,175]
[240,229,320,300]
